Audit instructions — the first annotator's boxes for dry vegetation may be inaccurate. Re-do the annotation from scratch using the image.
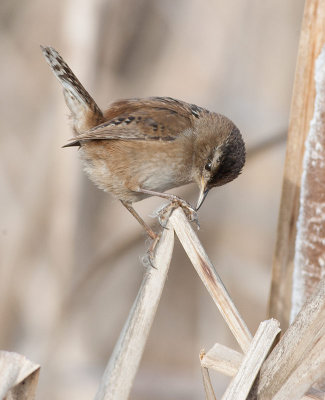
[3,1,323,399]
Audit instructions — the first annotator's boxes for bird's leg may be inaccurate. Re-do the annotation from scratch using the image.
[120,200,157,239]
[136,188,199,229]
[120,201,160,266]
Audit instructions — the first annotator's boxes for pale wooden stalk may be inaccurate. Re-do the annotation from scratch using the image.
[302,388,325,400]
[200,344,324,400]
[201,368,217,400]
[221,319,280,400]
[200,343,243,377]
[94,224,174,400]
[0,351,40,400]
[268,0,325,330]
[200,351,217,400]
[271,333,325,400]
[291,42,325,321]
[169,208,252,353]
[254,279,325,399]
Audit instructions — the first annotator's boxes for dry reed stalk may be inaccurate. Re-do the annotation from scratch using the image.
[221,319,280,400]
[0,351,40,400]
[270,333,325,400]
[95,222,174,400]
[200,342,324,400]
[268,0,325,330]
[291,43,325,321]
[301,388,325,400]
[200,351,217,400]
[200,343,243,377]
[252,278,325,399]
[201,370,217,400]
[169,208,252,353]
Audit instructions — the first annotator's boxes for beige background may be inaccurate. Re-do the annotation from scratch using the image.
[0,0,304,398]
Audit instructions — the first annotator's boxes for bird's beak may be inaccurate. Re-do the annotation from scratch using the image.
[196,178,209,211]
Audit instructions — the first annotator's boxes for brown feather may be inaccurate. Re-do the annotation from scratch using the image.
[42,46,246,224]
[41,46,103,133]
[64,97,209,146]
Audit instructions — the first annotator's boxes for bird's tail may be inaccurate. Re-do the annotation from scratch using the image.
[41,46,103,133]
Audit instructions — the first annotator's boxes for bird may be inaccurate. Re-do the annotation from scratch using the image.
[41,46,245,248]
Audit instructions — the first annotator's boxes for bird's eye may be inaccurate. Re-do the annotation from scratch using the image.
[205,162,212,171]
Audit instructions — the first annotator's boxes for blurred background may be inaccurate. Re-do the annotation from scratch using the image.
[0,0,305,398]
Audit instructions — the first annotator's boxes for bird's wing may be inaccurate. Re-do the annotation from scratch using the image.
[63,97,207,147]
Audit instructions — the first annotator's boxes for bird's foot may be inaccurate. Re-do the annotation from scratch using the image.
[142,232,161,268]
[157,197,200,229]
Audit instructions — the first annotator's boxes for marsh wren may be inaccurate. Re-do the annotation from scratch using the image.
[41,46,245,242]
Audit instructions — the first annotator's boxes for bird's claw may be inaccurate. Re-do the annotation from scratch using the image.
[157,198,200,229]
[142,232,161,269]
[143,198,200,268]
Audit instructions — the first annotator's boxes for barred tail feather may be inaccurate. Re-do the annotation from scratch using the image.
[41,46,103,133]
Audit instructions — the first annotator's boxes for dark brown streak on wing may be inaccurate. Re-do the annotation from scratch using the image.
[63,97,210,147]
[63,97,206,147]
[62,135,176,148]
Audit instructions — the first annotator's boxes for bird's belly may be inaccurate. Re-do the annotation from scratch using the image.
[79,140,191,203]
[139,165,182,193]
[80,154,141,202]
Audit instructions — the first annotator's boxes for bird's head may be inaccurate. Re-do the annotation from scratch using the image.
[193,114,246,210]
